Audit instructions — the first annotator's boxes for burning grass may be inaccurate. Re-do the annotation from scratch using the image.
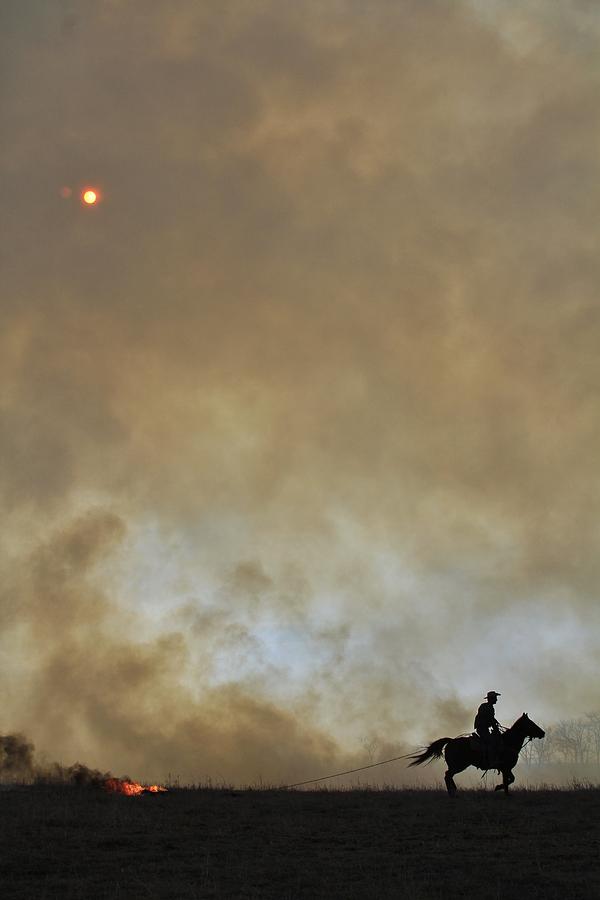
[103,777,168,796]
[1,784,599,899]
[0,732,168,797]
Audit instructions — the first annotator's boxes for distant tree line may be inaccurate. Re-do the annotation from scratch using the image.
[520,715,600,767]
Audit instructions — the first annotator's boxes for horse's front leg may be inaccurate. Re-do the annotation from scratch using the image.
[494,770,515,794]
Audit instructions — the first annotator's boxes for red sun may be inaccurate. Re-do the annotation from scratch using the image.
[82,188,100,205]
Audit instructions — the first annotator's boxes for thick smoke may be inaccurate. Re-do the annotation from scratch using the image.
[1,1,599,784]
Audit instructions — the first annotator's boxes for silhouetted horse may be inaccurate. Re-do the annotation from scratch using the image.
[408,713,545,794]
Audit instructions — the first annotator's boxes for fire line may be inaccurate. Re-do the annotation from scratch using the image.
[104,777,167,796]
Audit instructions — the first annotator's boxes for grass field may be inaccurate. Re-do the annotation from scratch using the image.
[1,784,599,899]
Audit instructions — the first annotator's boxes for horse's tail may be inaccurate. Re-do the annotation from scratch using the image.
[407,737,452,767]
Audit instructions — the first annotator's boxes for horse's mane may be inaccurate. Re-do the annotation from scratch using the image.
[504,713,529,734]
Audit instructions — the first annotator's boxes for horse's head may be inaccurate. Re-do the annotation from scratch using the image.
[519,712,545,739]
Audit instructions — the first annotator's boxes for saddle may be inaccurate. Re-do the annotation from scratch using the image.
[469,733,502,770]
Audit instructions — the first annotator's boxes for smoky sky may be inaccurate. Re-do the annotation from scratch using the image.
[1,0,599,783]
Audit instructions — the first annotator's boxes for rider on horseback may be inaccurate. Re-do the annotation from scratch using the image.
[474,691,502,767]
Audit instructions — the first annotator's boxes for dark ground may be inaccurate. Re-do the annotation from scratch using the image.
[1,785,599,899]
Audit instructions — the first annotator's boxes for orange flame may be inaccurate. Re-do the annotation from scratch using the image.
[104,777,167,796]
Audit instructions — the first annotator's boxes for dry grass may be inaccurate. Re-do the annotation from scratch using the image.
[0,784,599,898]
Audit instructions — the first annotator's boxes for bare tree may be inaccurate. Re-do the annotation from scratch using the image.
[585,714,600,766]
[531,726,553,766]
[553,720,579,764]
[360,736,380,764]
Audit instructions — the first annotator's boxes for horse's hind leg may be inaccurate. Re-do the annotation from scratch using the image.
[444,770,458,795]
[444,745,468,795]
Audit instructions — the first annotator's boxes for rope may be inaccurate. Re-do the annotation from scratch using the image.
[281,725,531,790]
[281,753,411,789]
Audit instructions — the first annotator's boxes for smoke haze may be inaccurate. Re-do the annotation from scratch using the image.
[1,0,599,783]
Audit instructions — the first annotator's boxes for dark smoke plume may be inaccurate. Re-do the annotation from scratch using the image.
[0,734,35,780]
[0,733,136,789]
